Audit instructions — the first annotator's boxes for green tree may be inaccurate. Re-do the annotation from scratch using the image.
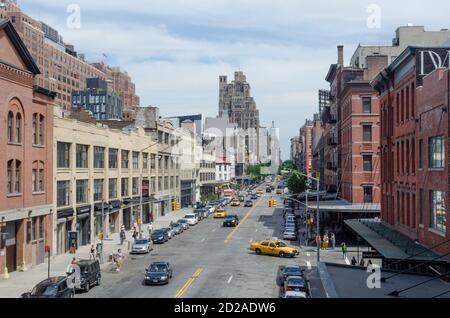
[287,171,306,194]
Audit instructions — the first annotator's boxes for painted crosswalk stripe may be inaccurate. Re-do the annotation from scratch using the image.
[227,275,233,284]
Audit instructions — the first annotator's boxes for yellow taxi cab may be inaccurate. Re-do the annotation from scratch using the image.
[249,239,299,258]
[214,208,227,218]
[231,199,241,207]
[256,189,264,195]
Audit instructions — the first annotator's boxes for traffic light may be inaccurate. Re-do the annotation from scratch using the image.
[176,201,181,210]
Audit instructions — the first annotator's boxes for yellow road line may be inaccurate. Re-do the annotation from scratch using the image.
[174,268,204,298]
[224,197,264,244]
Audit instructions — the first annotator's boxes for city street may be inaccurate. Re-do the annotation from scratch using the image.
[77,193,319,298]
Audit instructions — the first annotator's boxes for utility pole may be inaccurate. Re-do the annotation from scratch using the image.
[100,199,105,264]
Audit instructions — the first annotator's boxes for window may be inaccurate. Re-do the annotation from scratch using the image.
[419,189,424,225]
[363,186,373,204]
[363,155,372,172]
[363,125,372,142]
[121,178,129,197]
[32,169,37,192]
[430,191,446,233]
[76,144,89,168]
[15,113,21,143]
[15,160,21,193]
[57,181,70,207]
[109,179,117,199]
[132,177,139,196]
[164,176,169,190]
[7,111,13,143]
[362,97,372,113]
[76,180,88,204]
[93,147,105,169]
[38,216,44,240]
[109,148,118,169]
[94,179,104,202]
[57,142,71,168]
[165,156,169,170]
[419,139,423,169]
[7,160,13,194]
[39,168,44,192]
[32,113,38,145]
[158,177,162,191]
[121,150,129,169]
[150,154,156,169]
[132,152,139,169]
[429,136,444,169]
[143,153,148,169]
[39,114,45,145]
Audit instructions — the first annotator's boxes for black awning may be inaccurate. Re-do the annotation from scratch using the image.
[94,203,109,212]
[76,205,91,216]
[109,200,122,209]
[57,208,74,219]
[131,197,141,204]
[122,198,131,205]
[142,197,150,203]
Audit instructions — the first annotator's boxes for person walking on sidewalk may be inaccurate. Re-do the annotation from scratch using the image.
[341,242,348,259]
[330,233,336,250]
[89,244,96,260]
[120,228,126,245]
[147,223,153,237]
[351,256,357,266]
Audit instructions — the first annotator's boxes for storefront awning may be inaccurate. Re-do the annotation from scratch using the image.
[345,219,443,261]
[76,205,91,216]
[57,208,74,219]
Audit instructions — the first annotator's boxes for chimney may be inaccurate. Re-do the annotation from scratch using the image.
[337,45,344,66]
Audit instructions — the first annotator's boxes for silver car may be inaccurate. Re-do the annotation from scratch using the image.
[178,219,190,230]
[163,227,175,239]
[131,238,153,254]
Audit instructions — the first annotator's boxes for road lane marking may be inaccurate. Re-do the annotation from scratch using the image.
[175,268,204,298]
[227,275,233,284]
[224,197,264,244]
[255,229,258,233]
[200,238,205,243]
[306,261,312,270]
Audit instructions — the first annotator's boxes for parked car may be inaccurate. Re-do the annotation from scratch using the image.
[74,259,102,292]
[193,209,206,220]
[205,205,216,215]
[170,223,183,235]
[163,227,175,239]
[144,261,173,285]
[249,240,299,258]
[178,219,190,230]
[184,213,199,225]
[284,276,309,295]
[223,215,240,227]
[131,238,154,254]
[22,277,74,298]
[244,200,253,207]
[174,221,185,233]
[151,229,170,244]
[279,265,305,283]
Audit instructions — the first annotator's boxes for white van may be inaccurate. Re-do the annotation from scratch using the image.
[184,214,199,225]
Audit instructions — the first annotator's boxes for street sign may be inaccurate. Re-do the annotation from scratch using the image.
[362,251,383,259]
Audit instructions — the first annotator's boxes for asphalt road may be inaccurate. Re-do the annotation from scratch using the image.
[77,191,321,298]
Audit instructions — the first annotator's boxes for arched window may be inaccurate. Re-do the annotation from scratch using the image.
[15,113,22,143]
[7,111,14,143]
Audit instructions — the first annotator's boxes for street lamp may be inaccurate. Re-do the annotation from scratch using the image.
[288,171,321,263]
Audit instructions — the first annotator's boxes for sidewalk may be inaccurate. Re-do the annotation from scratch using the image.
[0,208,192,298]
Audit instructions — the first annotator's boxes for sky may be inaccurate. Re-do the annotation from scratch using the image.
[19,0,450,160]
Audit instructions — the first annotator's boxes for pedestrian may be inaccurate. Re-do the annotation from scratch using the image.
[89,244,95,260]
[330,233,336,250]
[71,257,78,265]
[120,229,126,245]
[341,243,348,259]
[351,257,357,266]
[147,223,153,236]
[132,230,138,242]
[316,234,322,248]
[367,259,373,267]
[115,249,123,271]
[359,259,365,267]
[323,235,329,249]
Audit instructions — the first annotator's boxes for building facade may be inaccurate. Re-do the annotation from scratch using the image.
[0,20,55,274]
[72,78,123,120]
[372,47,450,256]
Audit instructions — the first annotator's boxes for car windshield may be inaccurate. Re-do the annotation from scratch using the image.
[153,230,164,235]
[185,215,194,219]
[31,283,58,296]
[135,240,148,245]
[149,264,167,272]
[285,267,301,274]
[288,278,305,285]
[179,219,187,223]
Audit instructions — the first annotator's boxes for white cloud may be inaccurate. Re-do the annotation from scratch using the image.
[19,0,450,158]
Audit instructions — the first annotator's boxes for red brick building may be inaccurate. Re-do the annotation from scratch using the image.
[0,20,55,274]
[373,47,450,257]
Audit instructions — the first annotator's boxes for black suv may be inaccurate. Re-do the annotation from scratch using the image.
[76,259,101,292]
[22,276,74,298]
[223,215,240,227]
